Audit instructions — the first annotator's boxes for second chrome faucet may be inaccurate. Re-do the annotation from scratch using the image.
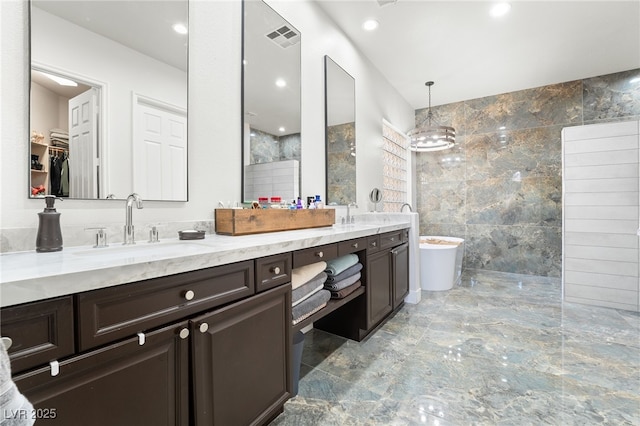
[124,193,143,245]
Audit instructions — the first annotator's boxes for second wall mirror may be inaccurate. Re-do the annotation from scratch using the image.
[242,0,301,204]
[325,56,356,206]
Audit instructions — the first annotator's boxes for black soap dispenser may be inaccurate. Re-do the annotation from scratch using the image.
[36,195,63,252]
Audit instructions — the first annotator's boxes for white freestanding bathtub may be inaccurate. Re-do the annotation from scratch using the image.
[419,236,464,291]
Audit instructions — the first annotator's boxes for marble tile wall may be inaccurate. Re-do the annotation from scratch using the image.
[249,128,301,164]
[416,68,640,277]
[327,122,356,205]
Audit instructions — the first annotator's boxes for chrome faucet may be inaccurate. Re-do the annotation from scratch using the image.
[123,193,143,245]
[346,202,358,224]
[401,203,413,213]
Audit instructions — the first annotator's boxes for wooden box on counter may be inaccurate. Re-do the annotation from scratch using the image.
[215,208,336,236]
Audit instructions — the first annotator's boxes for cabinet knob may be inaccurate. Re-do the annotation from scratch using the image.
[371,241,377,247]
[199,323,209,333]
[352,243,358,248]
[184,290,195,301]
[315,251,324,258]
[390,237,395,241]
[271,266,281,275]
[179,328,190,339]
[137,332,146,346]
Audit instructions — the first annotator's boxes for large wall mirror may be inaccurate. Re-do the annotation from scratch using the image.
[29,0,188,201]
[325,56,356,205]
[242,0,301,203]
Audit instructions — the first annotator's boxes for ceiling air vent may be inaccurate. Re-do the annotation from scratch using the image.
[265,25,300,48]
[377,0,397,6]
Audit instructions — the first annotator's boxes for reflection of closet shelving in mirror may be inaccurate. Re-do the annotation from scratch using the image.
[30,140,49,196]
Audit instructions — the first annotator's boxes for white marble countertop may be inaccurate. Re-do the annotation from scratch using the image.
[0,220,410,308]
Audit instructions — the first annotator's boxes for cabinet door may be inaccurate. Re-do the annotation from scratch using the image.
[392,243,409,308]
[14,321,190,426]
[366,250,393,329]
[191,284,291,426]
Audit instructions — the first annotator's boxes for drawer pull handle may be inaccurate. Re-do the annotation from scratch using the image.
[137,332,146,346]
[371,241,377,247]
[184,290,195,301]
[199,323,209,333]
[390,237,395,241]
[179,328,190,339]
[352,243,358,248]
[271,266,281,275]
[50,360,60,377]
[316,251,324,258]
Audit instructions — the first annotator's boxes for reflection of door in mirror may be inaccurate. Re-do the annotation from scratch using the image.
[30,67,101,198]
[242,0,301,203]
[325,56,356,206]
[29,0,188,201]
[133,95,187,201]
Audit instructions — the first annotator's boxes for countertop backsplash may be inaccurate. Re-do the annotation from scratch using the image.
[0,220,215,254]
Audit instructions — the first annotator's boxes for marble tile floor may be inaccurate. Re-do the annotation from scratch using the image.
[271,269,640,425]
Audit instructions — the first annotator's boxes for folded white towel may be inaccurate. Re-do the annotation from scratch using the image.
[291,261,327,290]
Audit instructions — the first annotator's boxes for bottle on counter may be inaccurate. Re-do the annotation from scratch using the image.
[36,195,63,252]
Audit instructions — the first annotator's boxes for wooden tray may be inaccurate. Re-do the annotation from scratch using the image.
[215,208,335,236]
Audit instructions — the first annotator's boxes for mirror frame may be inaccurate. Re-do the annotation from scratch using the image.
[28,0,189,201]
[324,55,356,206]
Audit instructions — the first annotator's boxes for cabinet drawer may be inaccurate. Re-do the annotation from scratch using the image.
[14,320,189,426]
[77,260,254,351]
[380,231,404,250]
[338,238,366,256]
[1,296,75,374]
[293,243,338,268]
[255,253,292,292]
[401,229,409,243]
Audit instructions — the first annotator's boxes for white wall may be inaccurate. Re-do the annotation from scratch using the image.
[267,0,414,210]
[1,0,413,250]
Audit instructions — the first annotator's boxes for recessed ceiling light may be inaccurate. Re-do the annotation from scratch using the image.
[362,19,379,31]
[630,77,640,84]
[490,3,511,18]
[275,78,287,88]
[172,23,188,34]
[278,127,286,132]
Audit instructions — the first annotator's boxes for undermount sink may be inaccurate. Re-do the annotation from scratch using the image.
[73,241,209,260]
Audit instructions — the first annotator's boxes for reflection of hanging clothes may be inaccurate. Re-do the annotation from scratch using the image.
[50,155,62,196]
[60,154,69,197]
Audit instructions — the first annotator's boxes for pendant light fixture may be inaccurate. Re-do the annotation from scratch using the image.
[408,81,456,152]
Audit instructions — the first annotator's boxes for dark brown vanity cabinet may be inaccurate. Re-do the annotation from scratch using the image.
[191,284,291,426]
[316,229,410,341]
[391,242,410,309]
[365,249,394,329]
[7,258,291,426]
[14,321,190,426]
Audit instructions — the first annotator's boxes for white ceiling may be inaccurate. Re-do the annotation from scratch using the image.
[315,0,640,109]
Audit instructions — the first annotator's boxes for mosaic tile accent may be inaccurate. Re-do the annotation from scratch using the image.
[416,69,639,277]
